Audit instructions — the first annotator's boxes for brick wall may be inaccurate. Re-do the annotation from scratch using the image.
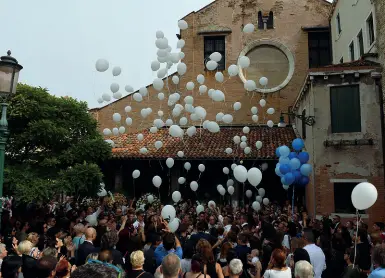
[93,0,331,133]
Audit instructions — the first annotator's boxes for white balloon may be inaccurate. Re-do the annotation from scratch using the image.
[139,147,148,154]
[170,53,180,63]
[216,112,224,122]
[210,52,222,62]
[166,158,174,168]
[243,126,250,134]
[105,140,114,147]
[139,87,148,97]
[251,106,258,114]
[246,190,253,198]
[245,80,256,91]
[177,39,186,49]
[208,200,216,208]
[132,170,140,179]
[198,164,205,172]
[223,167,230,175]
[258,188,265,197]
[154,141,163,150]
[263,198,270,206]
[190,113,199,121]
[172,76,180,84]
[255,141,263,149]
[227,179,234,187]
[240,142,247,149]
[110,83,119,93]
[161,205,176,222]
[233,102,242,111]
[112,66,121,76]
[112,128,119,136]
[267,120,274,128]
[156,37,169,49]
[219,188,226,196]
[225,148,233,154]
[172,191,182,203]
[124,117,132,126]
[141,109,149,118]
[125,85,134,93]
[261,163,268,171]
[168,218,179,232]
[186,82,195,90]
[166,119,174,126]
[179,52,185,59]
[267,108,275,115]
[239,56,250,68]
[185,104,195,113]
[217,184,224,191]
[157,110,164,117]
[233,136,241,144]
[190,181,198,191]
[178,20,188,30]
[147,195,154,203]
[252,115,259,122]
[150,126,158,133]
[231,164,237,170]
[136,134,144,141]
[177,63,187,75]
[156,30,164,38]
[184,162,191,171]
[124,106,131,113]
[234,165,247,183]
[199,85,208,94]
[157,68,168,78]
[133,93,143,102]
[196,205,204,214]
[259,77,268,86]
[252,201,261,211]
[157,56,167,63]
[207,121,220,133]
[157,49,168,57]
[212,90,225,102]
[97,98,103,104]
[169,125,183,137]
[95,59,109,72]
[259,99,266,107]
[206,60,218,71]
[103,128,112,136]
[222,114,233,124]
[113,92,122,99]
[195,106,207,120]
[243,23,255,33]
[177,151,184,158]
[197,74,205,84]
[351,182,378,210]
[247,168,263,187]
[228,186,235,195]
[153,119,164,128]
[153,78,164,91]
[256,196,262,203]
[208,89,215,98]
[157,92,165,101]
[178,177,186,184]
[215,72,224,83]
[244,147,251,154]
[119,126,125,134]
[228,64,239,77]
[179,117,188,126]
[112,113,121,122]
[186,126,196,137]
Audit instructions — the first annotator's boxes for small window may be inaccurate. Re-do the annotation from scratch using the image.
[330,85,361,133]
[258,12,263,29]
[302,109,307,139]
[339,57,344,64]
[357,30,364,58]
[267,11,274,29]
[366,13,375,46]
[334,182,365,214]
[349,42,355,61]
[204,36,225,70]
[308,32,331,68]
[336,13,342,34]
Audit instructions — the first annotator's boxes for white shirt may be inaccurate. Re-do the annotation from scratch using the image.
[263,268,291,278]
[282,234,290,250]
[133,220,144,229]
[224,224,232,232]
[304,244,326,278]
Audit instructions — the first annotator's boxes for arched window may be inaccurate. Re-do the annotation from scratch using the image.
[267,11,274,29]
[258,11,263,29]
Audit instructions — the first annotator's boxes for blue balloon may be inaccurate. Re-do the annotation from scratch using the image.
[298,176,310,186]
[283,184,290,190]
[288,152,297,160]
[300,164,313,176]
[293,170,302,182]
[281,176,288,185]
[284,172,295,185]
[298,152,310,164]
[292,138,305,151]
[275,167,283,177]
[279,156,290,165]
[280,164,291,175]
[289,158,301,170]
[275,147,281,158]
[279,145,290,157]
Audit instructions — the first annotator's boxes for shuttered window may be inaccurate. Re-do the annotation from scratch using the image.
[330,85,361,133]
[204,36,225,70]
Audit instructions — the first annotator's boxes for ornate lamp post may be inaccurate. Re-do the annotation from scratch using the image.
[0,51,23,229]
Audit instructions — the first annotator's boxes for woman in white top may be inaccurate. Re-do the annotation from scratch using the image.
[256,248,291,278]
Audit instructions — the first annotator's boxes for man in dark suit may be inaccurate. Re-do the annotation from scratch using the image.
[76,227,97,266]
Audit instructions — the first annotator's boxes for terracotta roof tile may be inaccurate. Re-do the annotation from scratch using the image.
[309,59,381,73]
[109,126,296,160]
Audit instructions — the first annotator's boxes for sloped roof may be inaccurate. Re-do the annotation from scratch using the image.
[109,126,296,160]
[309,59,381,73]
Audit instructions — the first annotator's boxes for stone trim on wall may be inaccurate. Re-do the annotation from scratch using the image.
[238,39,295,94]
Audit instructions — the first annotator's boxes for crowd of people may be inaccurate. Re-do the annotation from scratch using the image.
[0,196,384,278]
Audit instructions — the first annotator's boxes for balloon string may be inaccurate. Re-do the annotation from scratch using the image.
[133,179,136,200]
[168,173,171,196]
[197,172,202,182]
[158,188,161,202]
[353,210,359,267]
[159,160,164,171]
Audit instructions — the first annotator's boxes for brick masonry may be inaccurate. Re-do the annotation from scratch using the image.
[91,0,331,133]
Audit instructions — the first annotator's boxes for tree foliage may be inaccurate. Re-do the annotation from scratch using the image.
[4,84,111,203]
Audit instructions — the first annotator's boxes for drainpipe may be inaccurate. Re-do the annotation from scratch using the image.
[371,72,385,179]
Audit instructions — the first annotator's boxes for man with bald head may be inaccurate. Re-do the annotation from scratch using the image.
[76,227,97,266]
[160,253,182,278]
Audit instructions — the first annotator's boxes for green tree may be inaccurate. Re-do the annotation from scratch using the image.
[4,84,111,203]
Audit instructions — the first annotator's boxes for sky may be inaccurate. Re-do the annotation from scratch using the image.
[0,0,214,109]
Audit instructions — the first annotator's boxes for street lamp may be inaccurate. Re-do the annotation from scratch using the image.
[278,110,316,127]
[0,50,23,229]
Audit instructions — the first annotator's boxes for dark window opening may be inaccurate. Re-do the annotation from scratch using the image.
[330,85,361,133]
[258,12,263,29]
[302,109,307,139]
[349,42,355,61]
[367,13,375,46]
[340,57,344,64]
[308,31,331,68]
[334,182,365,214]
[336,13,342,34]
[357,30,364,58]
[204,36,225,70]
[267,11,274,29]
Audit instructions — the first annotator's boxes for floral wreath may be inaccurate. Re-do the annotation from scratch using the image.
[136,193,161,210]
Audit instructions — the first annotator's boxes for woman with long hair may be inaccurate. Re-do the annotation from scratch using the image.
[196,239,224,278]
[218,242,233,267]
[183,254,211,278]
[261,248,291,278]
